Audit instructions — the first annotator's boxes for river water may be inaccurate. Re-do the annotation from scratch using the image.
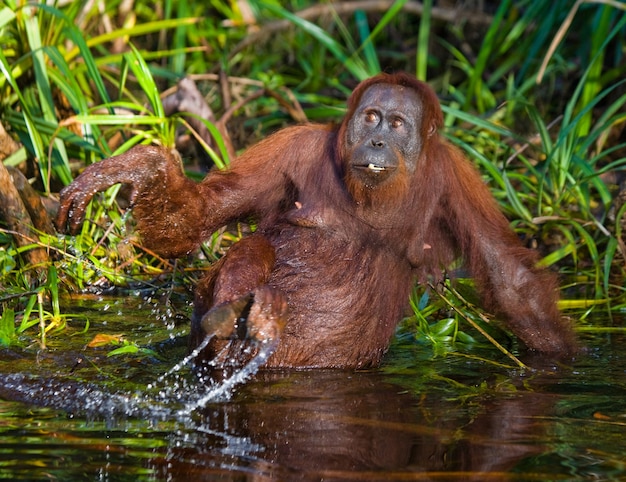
[0,297,625,480]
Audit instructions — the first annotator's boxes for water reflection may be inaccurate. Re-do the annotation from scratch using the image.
[2,353,626,480]
[145,370,561,481]
[1,300,625,480]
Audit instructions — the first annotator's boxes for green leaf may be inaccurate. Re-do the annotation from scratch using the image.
[107,344,140,357]
[431,318,456,337]
[0,309,16,347]
[0,6,16,30]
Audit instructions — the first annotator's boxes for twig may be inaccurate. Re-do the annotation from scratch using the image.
[537,0,626,83]
[429,282,528,370]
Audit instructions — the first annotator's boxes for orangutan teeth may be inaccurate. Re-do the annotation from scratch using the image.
[367,163,385,172]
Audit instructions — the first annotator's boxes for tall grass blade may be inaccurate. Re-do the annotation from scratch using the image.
[252,1,369,80]
[0,51,46,179]
[0,6,16,29]
[355,0,407,73]
[354,10,380,73]
[465,0,511,111]
[23,7,71,187]
[126,44,165,119]
[416,0,431,81]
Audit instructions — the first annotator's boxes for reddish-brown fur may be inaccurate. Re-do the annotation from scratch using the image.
[56,73,576,369]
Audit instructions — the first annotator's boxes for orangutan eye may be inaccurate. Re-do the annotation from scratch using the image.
[391,118,404,128]
[365,111,378,123]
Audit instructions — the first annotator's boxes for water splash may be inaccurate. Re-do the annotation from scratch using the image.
[181,339,277,415]
[0,335,278,423]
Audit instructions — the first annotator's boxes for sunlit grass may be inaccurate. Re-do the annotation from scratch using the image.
[0,0,625,355]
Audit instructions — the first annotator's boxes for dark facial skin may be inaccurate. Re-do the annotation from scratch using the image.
[345,84,424,186]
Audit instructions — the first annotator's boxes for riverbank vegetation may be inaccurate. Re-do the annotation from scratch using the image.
[1,0,625,358]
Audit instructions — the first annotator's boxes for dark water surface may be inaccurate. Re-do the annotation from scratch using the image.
[0,297,625,481]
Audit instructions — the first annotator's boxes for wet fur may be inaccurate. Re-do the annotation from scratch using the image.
[56,73,576,369]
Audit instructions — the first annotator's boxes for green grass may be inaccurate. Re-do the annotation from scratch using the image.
[1,0,625,354]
